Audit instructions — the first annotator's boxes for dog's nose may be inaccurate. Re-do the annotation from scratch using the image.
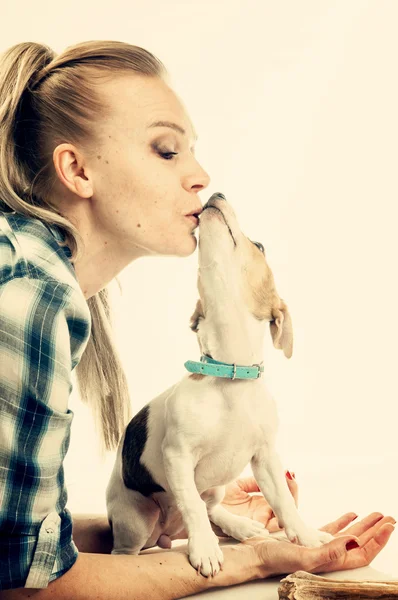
[203,192,227,211]
[209,192,226,201]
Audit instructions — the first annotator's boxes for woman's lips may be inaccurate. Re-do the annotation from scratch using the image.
[186,215,199,227]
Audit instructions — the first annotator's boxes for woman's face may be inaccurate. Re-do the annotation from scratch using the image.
[83,75,211,258]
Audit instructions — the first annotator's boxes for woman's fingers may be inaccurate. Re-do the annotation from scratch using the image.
[353,516,396,548]
[318,512,359,534]
[341,513,396,540]
[313,522,396,574]
[359,522,396,566]
[318,511,396,562]
[318,512,387,536]
[322,511,396,542]
[339,512,383,536]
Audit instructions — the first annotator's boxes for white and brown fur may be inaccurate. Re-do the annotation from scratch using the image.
[106,192,333,577]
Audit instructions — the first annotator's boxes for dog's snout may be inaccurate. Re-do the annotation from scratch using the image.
[202,192,227,212]
[208,192,226,203]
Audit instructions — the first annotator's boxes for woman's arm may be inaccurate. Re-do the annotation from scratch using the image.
[4,510,394,599]
[1,542,262,600]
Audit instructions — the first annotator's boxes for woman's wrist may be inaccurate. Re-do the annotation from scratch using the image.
[152,541,266,594]
[205,543,266,588]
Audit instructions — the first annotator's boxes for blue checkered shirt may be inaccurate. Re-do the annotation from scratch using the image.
[0,212,91,590]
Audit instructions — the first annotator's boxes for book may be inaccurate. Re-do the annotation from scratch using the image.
[278,570,398,599]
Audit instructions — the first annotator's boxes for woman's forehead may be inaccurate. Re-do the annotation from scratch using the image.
[99,75,196,141]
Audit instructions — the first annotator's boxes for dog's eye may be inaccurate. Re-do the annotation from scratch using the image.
[252,241,265,254]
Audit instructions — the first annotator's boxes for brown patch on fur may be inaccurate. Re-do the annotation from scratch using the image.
[189,298,204,332]
[189,373,206,381]
[242,238,293,358]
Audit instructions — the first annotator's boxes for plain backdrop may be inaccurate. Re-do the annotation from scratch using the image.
[2,0,397,576]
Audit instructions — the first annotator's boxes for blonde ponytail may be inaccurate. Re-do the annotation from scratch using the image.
[0,41,167,451]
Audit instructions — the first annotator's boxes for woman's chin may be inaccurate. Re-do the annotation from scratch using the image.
[176,232,198,257]
[151,231,197,258]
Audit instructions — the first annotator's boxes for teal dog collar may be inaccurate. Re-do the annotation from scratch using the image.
[184,354,264,380]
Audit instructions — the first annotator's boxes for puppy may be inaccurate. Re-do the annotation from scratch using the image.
[106,192,333,577]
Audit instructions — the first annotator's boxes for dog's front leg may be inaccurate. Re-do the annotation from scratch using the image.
[202,486,270,542]
[162,442,224,577]
[251,445,334,548]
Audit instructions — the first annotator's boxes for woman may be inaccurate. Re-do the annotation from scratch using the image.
[0,40,395,599]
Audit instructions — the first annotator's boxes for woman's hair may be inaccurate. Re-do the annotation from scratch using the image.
[0,40,168,453]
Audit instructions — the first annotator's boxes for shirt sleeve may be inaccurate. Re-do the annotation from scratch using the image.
[0,275,89,590]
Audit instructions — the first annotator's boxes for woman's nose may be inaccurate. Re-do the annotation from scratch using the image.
[199,171,211,190]
[195,163,211,190]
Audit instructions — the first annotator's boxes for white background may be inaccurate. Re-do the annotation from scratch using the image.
[3,0,397,577]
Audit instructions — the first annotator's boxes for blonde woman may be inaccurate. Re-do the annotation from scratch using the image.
[0,41,395,599]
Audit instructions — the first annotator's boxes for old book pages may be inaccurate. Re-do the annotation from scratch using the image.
[278,570,398,599]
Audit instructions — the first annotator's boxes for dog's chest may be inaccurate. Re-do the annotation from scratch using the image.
[194,438,256,490]
[192,402,266,490]
[140,378,277,493]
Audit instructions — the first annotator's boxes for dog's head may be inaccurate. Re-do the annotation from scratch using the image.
[189,192,293,359]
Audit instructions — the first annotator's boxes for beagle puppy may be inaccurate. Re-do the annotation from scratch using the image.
[106,192,333,577]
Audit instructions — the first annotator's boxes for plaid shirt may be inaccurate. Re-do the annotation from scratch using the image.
[0,212,91,590]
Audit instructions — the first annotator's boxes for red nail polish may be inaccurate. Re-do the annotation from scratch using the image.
[346,540,360,551]
[286,471,293,480]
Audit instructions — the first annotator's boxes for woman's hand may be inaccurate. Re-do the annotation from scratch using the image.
[243,511,396,578]
[220,472,298,533]
[170,472,298,539]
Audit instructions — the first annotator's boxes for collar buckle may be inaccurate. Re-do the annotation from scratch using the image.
[252,363,262,378]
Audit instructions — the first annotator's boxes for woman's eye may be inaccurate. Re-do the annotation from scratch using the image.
[158,150,178,160]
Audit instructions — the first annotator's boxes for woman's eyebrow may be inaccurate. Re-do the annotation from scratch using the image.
[147,120,198,142]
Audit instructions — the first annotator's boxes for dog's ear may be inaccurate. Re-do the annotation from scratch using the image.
[270,299,293,358]
[189,299,204,332]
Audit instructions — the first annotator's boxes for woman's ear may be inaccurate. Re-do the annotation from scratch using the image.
[189,299,204,332]
[270,299,293,358]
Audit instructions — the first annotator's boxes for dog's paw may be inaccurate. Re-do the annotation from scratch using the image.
[285,524,334,548]
[188,531,224,577]
[226,516,270,541]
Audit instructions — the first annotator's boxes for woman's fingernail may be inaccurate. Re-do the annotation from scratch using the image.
[346,540,360,551]
[286,471,293,480]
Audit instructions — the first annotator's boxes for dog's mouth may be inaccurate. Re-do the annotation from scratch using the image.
[200,204,236,246]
